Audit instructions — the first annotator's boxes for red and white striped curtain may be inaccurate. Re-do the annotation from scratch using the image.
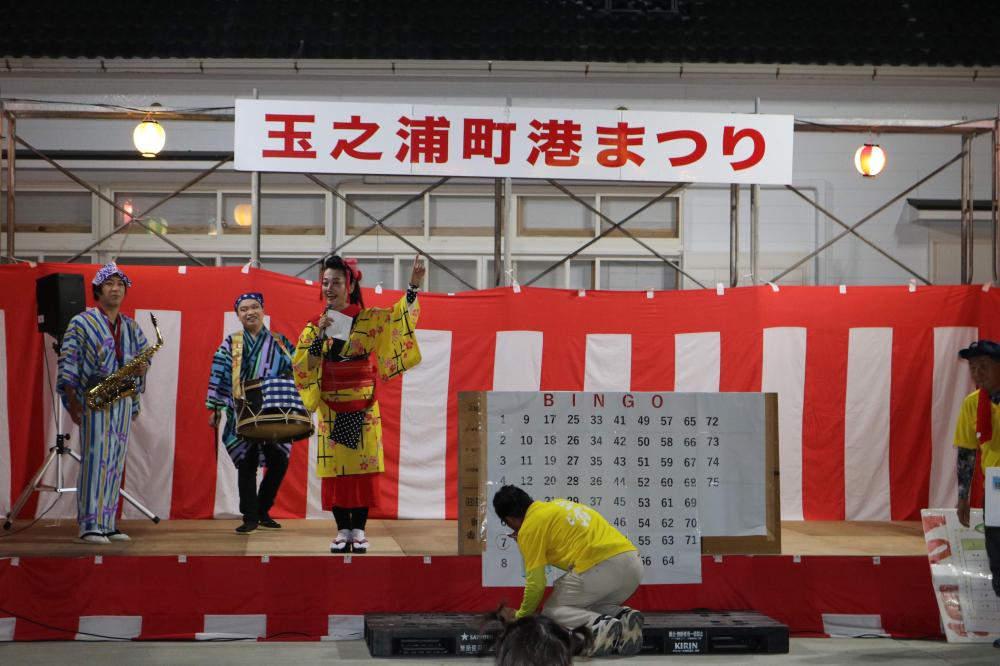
[0,264,992,522]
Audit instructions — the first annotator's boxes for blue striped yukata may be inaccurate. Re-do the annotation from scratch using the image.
[57,308,149,537]
[206,326,296,467]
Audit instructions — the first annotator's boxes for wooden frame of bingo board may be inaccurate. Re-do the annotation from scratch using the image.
[457,391,780,556]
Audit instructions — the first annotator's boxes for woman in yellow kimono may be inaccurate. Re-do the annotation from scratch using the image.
[293,254,425,553]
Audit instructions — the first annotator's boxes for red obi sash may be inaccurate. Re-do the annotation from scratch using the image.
[321,358,376,413]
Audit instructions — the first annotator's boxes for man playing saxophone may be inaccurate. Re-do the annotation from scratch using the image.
[57,262,150,544]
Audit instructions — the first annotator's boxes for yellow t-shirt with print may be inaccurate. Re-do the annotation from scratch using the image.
[517,499,636,575]
[954,390,1000,471]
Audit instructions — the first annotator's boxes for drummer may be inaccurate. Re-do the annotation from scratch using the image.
[207,292,297,534]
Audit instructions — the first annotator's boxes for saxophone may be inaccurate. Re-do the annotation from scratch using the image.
[86,313,164,410]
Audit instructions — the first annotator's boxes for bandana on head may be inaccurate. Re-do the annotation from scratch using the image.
[234,292,264,312]
[343,257,363,286]
[92,261,132,288]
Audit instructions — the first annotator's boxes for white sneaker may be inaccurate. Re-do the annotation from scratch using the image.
[587,616,623,657]
[105,530,131,542]
[615,607,645,656]
[79,533,110,544]
[351,528,369,553]
[330,529,351,553]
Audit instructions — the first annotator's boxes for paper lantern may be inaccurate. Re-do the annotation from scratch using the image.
[854,144,886,177]
[133,119,166,158]
[233,203,253,227]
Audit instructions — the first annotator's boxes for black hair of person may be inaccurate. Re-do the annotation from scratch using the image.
[493,614,592,666]
[493,485,534,522]
[321,254,364,308]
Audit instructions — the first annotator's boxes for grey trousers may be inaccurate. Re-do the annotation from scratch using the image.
[541,550,644,628]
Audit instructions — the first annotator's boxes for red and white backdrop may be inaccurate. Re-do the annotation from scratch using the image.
[0,263,995,523]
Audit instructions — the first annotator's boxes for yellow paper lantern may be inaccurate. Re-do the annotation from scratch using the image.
[233,203,253,227]
[854,144,886,178]
[133,119,166,158]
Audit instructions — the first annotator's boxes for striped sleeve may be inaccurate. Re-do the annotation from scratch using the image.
[206,336,233,411]
[292,323,323,413]
[56,315,88,410]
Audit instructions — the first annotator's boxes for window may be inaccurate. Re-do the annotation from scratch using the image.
[115,192,216,234]
[599,260,679,290]
[429,195,495,236]
[1,191,92,233]
[40,254,95,263]
[518,196,593,236]
[428,259,478,293]
[116,255,204,267]
[345,194,422,236]
[599,196,679,238]
[257,257,318,278]
[569,260,595,289]
[486,259,565,288]
[355,257,396,291]
[221,193,325,235]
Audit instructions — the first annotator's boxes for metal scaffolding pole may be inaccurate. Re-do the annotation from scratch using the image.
[729,184,739,287]
[994,109,1000,283]
[3,110,14,261]
[11,134,222,265]
[503,178,514,286]
[249,88,261,268]
[750,184,760,285]
[300,174,474,290]
[250,170,261,267]
[769,150,965,284]
[529,181,704,288]
[750,97,760,285]
[494,178,503,287]
[961,134,973,284]
[784,185,930,284]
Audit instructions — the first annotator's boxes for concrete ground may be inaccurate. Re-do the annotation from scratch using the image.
[0,638,997,665]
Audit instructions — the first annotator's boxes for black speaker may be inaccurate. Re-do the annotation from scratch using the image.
[36,273,86,338]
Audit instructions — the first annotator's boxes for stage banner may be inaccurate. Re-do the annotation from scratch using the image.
[1,263,998,522]
[234,99,793,185]
[921,508,1000,642]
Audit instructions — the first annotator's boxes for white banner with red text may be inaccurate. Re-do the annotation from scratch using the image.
[234,100,793,185]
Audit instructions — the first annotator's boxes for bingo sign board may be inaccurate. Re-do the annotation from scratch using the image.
[483,391,769,587]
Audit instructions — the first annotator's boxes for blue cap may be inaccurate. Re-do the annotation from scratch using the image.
[958,340,1000,360]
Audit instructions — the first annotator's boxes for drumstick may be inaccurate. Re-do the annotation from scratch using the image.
[211,412,219,461]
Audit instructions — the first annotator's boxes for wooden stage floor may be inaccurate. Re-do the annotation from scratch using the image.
[0,519,927,558]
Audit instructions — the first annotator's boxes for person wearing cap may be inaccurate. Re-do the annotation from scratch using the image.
[206,292,297,534]
[292,254,425,554]
[57,262,150,544]
[954,339,1000,608]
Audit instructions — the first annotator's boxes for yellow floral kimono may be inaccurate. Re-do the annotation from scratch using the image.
[293,296,421,478]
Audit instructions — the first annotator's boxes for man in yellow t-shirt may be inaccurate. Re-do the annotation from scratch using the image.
[954,340,1000,609]
[493,485,644,658]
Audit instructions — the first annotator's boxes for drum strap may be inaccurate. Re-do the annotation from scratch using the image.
[232,331,245,400]
[270,331,293,361]
[233,330,291,401]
